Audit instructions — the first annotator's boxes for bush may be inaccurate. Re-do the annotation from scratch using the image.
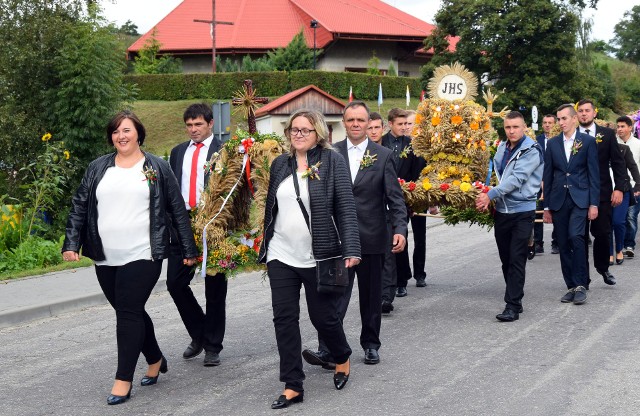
[124,71,422,101]
[0,236,62,274]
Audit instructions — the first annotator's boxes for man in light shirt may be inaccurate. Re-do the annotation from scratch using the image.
[618,115,640,258]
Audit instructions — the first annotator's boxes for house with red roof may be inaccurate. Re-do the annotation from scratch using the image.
[255,85,346,140]
[128,0,454,76]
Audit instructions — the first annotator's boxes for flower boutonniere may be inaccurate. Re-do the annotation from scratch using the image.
[360,150,378,170]
[595,133,603,144]
[399,145,413,159]
[142,166,158,186]
[301,161,322,180]
[571,139,583,155]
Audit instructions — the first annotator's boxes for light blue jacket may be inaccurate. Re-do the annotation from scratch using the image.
[487,136,543,213]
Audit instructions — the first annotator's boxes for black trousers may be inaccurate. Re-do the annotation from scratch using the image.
[494,211,534,311]
[394,224,413,288]
[534,199,557,246]
[95,260,163,382]
[585,201,613,278]
[553,196,589,289]
[381,221,397,303]
[320,254,383,353]
[167,254,227,353]
[410,215,427,280]
[268,260,351,393]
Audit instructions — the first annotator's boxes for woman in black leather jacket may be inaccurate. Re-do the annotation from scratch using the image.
[62,111,198,405]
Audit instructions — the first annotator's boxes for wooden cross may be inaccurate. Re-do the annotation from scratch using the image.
[194,0,234,73]
[232,80,269,134]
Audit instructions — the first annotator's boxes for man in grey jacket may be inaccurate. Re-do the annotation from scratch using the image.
[476,111,543,322]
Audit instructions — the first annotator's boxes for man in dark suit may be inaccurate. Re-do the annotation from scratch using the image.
[168,103,227,366]
[381,108,423,298]
[543,104,600,305]
[303,101,407,366]
[576,99,627,286]
[534,114,558,254]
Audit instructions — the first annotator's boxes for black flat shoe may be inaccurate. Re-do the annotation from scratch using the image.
[140,356,168,386]
[333,359,350,390]
[271,392,303,409]
[107,386,132,405]
[616,255,624,265]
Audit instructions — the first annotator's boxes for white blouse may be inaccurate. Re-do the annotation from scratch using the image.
[266,173,315,268]
[95,158,152,266]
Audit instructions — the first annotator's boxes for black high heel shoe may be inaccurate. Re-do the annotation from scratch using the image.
[271,392,304,409]
[333,359,350,390]
[140,356,168,386]
[107,385,132,405]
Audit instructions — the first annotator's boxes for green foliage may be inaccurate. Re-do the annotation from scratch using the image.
[613,5,640,64]
[0,236,63,274]
[117,20,139,36]
[267,30,318,71]
[367,51,381,75]
[422,0,610,118]
[387,60,397,77]
[440,206,494,231]
[133,28,183,74]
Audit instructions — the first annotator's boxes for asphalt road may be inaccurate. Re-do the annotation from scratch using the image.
[1,223,639,416]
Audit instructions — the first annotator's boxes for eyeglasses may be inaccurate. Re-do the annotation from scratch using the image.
[289,128,316,137]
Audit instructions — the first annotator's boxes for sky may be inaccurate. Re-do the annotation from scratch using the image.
[101,0,638,44]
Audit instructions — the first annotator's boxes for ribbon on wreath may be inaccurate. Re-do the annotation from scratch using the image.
[239,138,255,195]
[200,153,249,277]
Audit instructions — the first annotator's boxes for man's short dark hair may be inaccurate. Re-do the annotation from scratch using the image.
[369,111,383,122]
[343,100,370,117]
[556,103,577,116]
[387,108,408,122]
[106,110,146,146]
[577,99,595,109]
[184,103,213,123]
[505,111,525,121]
[617,115,633,126]
[543,114,556,121]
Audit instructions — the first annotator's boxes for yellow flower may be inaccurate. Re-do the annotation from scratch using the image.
[452,180,461,187]
[448,166,458,174]
[461,174,471,182]
[63,150,70,160]
[431,116,441,126]
[422,180,432,191]
[447,154,457,162]
[41,133,52,142]
[451,115,463,125]
[415,113,424,124]
[470,121,479,130]
[421,165,433,175]
[437,171,448,180]
[460,182,472,192]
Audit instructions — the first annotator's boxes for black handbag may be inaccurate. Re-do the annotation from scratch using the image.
[291,160,349,294]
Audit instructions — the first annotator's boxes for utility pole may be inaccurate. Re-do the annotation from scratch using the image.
[194,0,234,73]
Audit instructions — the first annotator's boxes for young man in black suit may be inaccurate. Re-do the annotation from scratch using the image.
[167,103,227,366]
[381,108,423,298]
[303,101,407,366]
[576,99,627,287]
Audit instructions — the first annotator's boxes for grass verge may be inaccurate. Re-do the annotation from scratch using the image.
[0,257,93,281]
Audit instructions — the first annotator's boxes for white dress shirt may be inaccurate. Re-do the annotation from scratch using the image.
[563,131,577,162]
[181,135,214,210]
[346,138,369,182]
[579,123,596,137]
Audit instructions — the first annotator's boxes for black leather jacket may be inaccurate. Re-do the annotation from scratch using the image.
[259,146,361,263]
[62,152,198,262]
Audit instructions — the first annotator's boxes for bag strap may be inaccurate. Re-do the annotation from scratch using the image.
[291,159,311,232]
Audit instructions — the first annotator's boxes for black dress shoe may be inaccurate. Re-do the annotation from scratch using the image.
[302,349,335,370]
[333,360,350,390]
[415,278,427,287]
[204,351,221,367]
[107,386,132,405]
[535,243,544,254]
[496,308,519,322]
[573,286,588,304]
[271,392,304,409]
[551,244,559,254]
[396,287,407,297]
[183,340,204,360]
[381,300,394,314]
[140,356,168,386]
[527,246,535,260]
[561,288,575,303]
[364,348,379,365]
[616,256,624,265]
[597,269,616,285]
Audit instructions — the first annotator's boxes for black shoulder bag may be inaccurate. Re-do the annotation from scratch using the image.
[290,160,349,294]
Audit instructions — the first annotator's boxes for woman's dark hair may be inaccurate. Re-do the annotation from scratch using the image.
[106,110,146,146]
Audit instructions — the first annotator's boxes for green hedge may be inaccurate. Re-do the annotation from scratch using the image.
[124,70,422,101]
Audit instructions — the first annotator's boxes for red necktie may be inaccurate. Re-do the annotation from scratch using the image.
[189,143,204,208]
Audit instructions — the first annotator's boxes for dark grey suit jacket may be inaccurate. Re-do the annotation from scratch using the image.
[169,136,223,189]
[334,139,407,254]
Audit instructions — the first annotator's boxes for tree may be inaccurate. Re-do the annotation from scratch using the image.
[133,28,182,74]
[387,60,397,76]
[612,5,640,64]
[367,51,380,75]
[118,20,139,36]
[267,30,318,71]
[421,0,607,118]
